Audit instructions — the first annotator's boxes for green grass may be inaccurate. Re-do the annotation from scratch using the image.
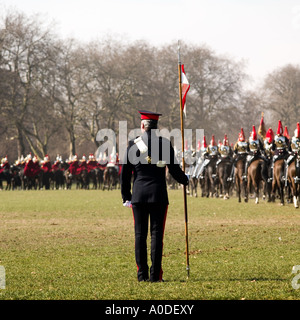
[0,188,300,300]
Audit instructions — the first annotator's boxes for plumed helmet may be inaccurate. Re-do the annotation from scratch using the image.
[277,120,283,135]
[238,128,245,142]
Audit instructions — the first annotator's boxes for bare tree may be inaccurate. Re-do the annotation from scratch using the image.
[0,11,58,157]
[262,64,300,129]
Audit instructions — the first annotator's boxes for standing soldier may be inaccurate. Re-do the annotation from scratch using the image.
[120,110,188,282]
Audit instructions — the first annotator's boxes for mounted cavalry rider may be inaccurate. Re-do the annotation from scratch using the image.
[270,120,289,183]
[287,122,300,183]
[271,119,289,165]
[207,135,219,158]
[216,134,232,168]
[0,155,10,173]
[262,127,274,182]
[230,127,249,181]
[244,125,264,181]
[195,135,209,179]
[206,135,219,179]
[218,134,232,159]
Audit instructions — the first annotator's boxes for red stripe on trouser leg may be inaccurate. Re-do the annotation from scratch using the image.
[159,205,168,281]
[132,207,139,273]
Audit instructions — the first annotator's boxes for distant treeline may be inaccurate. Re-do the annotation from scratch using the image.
[1,9,300,161]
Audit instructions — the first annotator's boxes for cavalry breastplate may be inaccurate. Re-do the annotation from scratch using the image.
[219,145,230,157]
[236,141,248,154]
[249,139,259,152]
[274,135,286,149]
[208,146,218,156]
[264,140,272,155]
[291,137,300,152]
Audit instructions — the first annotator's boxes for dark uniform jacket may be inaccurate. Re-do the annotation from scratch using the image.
[121,131,188,204]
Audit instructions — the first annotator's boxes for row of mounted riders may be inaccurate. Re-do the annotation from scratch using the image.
[0,157,120,191]
[172,121,300,208]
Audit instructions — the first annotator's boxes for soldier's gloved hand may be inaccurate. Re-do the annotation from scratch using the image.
[123,200,132,208]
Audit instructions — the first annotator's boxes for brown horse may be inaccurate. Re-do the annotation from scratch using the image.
[271,159,285,205]
[103,165,118,190]
[205,157,219,197]
[235,158,248,202]
[216,159,233,199]
[246,159,264,204]
[287,160,300,208]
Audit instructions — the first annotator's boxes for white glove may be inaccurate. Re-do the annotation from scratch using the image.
[123,200,132,208]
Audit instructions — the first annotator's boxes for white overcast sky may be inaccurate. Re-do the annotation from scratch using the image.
[1,0,300,88]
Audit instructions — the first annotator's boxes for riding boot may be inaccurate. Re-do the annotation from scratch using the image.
[227,163,235,182]
[284,162,288,187]
[268,161,274,183]
[295,159,300,183]
[243,161,248,182]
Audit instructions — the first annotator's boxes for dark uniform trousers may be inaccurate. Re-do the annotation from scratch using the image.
[132,203,168,282]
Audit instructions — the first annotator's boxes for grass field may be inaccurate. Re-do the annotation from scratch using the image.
[0,188,300,300]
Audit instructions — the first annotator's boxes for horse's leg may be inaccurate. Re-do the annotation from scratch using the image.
[236,175,241,202]
[255,180,260,204]
[297,182,300,209]
[194,179,198,197]
[271,176,276,202]
[245,175,250,203]
[253,175,259,204]
[292,181,298,208]
[280,181,285,205]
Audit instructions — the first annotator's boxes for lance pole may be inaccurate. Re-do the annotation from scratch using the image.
[177,41,190,278]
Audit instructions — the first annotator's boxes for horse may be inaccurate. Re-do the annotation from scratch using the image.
[186,163,198,197]
[52,163,65,190]
[166,166,178,190]
[271,159,285,205]
[261,159,272,202]
[10,165,22,190]
[88,169,98,189]
[216,159,233,200]
[235,158,248,202]
[0,168,12,190]
[188,176,198,197]
[64,170,81,189]
[246,159,264,204]
[41,170,53,190]
[80,168,89,189]
[103,165,118,190]
[205,157,219,197]
[96,167,104,189]
[287,157,300,208]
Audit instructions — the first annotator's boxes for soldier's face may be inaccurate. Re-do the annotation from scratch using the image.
[141,122,145,133]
